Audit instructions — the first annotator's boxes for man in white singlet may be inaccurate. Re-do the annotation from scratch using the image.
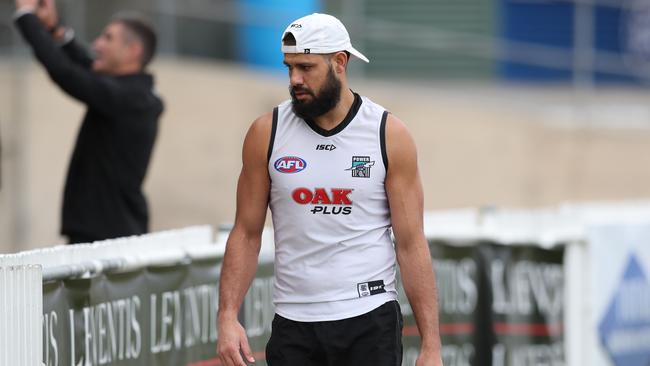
[217,13,443,366]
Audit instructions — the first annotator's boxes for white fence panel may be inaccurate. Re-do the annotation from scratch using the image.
[0,265,42,366]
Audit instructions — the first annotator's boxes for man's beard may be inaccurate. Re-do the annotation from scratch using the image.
[290,67,342,120]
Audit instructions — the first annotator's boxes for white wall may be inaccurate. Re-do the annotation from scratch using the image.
[2,57,650,252]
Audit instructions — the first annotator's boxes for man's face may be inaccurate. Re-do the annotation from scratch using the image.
[284,53,342,120]
[92,22,134,74]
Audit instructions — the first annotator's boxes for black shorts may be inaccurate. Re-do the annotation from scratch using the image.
[266,300,403,366]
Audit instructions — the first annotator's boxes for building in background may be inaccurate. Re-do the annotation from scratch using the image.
[2,0,648,83]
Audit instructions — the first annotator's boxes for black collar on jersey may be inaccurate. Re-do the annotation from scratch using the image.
[304,91,362,137]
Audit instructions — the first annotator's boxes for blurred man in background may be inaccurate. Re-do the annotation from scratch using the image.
[217,13,442,366]
[13,0,163,244]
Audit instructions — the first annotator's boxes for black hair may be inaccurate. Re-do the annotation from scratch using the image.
[112,13,157,68]
[282,32,297,46]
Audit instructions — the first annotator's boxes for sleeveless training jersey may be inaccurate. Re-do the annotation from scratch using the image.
[268,93,397,322]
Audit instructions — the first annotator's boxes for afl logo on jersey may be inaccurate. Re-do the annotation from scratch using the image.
[274,156,307,173]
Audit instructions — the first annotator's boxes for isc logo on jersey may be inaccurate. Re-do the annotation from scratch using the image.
[274,156,306,173]
[292,187,353,215]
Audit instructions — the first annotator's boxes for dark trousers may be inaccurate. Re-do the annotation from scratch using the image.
[66,232,100,245]
[266,300,403,366]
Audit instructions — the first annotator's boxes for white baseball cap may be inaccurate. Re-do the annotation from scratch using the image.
[281,13,370,63]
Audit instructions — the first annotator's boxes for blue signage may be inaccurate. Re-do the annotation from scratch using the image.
[598,255,650,366]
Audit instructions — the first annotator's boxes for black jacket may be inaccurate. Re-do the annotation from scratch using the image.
[15,13,163,241]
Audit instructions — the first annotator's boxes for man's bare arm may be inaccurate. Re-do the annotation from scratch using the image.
[217,112,273,366]
[385,114,443,366]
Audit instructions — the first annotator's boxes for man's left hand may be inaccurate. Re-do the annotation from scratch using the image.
[35,0,59,30]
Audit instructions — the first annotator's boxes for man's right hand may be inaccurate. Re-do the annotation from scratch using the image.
[217,317,256,366]
[15,0,38,13]
[35,0,59,30]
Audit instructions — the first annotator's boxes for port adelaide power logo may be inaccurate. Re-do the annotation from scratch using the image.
[345,156,374,178]
[274,156,306,173]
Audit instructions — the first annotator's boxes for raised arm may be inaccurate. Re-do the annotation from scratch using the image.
[60,37,94,69]
[33,0,94,68]
[14,6,125,114]
[217,112,273,366]
[385,114,443,366]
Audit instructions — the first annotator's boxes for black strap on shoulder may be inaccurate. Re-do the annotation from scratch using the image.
[267,107,279,163]
[380,110,389,171]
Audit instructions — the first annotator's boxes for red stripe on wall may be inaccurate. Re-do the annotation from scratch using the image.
[493,322,563,337]
[403,322,475,337]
